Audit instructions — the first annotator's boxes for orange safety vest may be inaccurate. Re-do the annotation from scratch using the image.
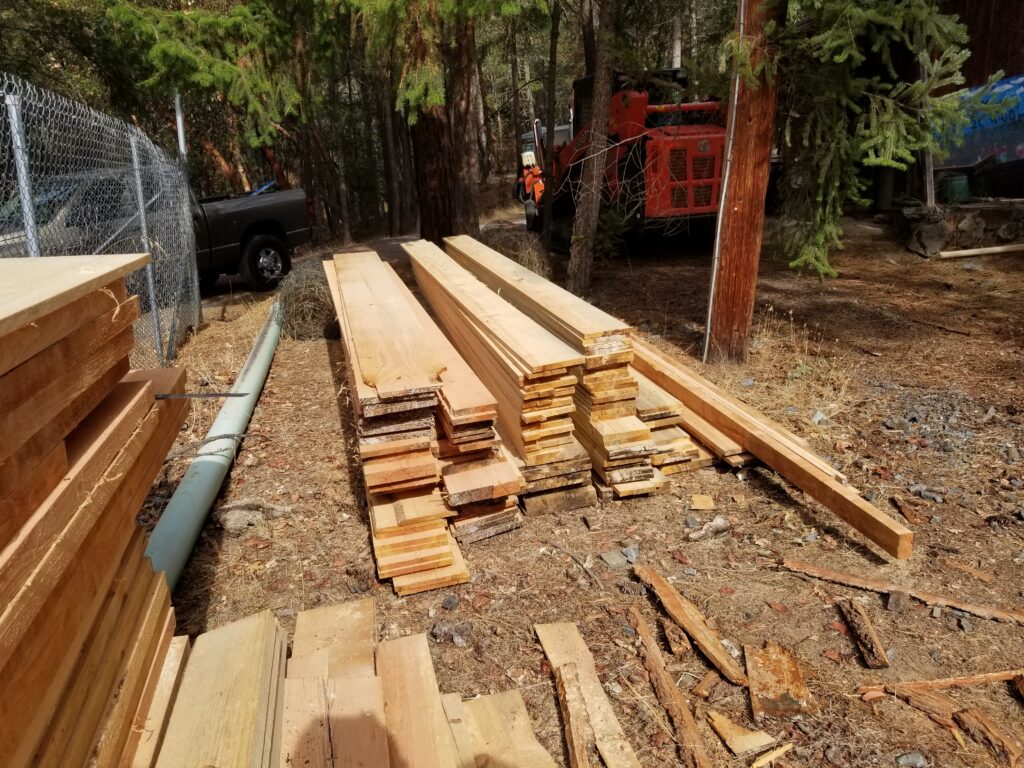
[524,167,545,204]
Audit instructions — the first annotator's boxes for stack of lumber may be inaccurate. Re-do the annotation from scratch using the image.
[141,597,557,767]
[0,255,190,767]
[631,337,915,559]
[443,235,664,499]
[406,239,597,514]
[633,368,714,475]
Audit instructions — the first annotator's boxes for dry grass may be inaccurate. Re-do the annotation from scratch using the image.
[478,219,554,279]
[278,259,337,341]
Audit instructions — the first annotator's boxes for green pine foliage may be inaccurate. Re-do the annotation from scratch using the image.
[773,1,976,277]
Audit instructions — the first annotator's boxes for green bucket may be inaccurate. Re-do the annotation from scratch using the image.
[939,174,970,204]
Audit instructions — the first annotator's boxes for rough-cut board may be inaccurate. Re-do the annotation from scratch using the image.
[521,484,597,516]
[626,608,710,768]
[327,676,391,768]
[553,663,599,768]
[857,669,1024,695]
[441,457,524,507]
[633,565,748,685]
[376,633,458,768]
[130,635,191,768]
[705,710,775,756]
[0,253,147,339]
[440,694,479,768]
[889,686,959,727]
[835,598,889,669]
[953,708,1024,765]
[289,598,377,680]
[392,534,470,596]
[156,610,284,768]
[280,677,332,768]
[461,689,557,768]
[744,641,817,720]
[630,338,921,559]
[783,558,1024,625]
[535,622,642,768]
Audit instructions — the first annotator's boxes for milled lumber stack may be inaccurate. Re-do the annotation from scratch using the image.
[632,337,915,559]
[633,368,714,475]
[443,235,663,499]
[406,239,596,514]
[0,255,191,768]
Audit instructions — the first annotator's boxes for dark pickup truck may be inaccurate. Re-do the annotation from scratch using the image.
[192,187,313,292]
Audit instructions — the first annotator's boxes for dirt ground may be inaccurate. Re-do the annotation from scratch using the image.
[147,222,1023,768]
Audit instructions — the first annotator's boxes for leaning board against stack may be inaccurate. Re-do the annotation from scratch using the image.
[406,239,597,514]
[0,255,190,768]
[443,235,665,499]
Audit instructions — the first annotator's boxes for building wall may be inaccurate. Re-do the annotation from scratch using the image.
[950,1,1024,86]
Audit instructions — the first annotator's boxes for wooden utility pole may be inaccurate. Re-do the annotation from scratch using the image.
[704,0,786,364]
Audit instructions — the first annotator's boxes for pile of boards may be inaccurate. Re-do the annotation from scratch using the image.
[142,597,559,767]
[0,255,190,768]
[323,251,525,596]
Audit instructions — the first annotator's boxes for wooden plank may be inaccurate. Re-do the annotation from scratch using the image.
[553,663,599,768]
[442,456,524,506]
[376,633,458,768]
[937,242,1024,258]
[129,635,191,768]
[632,339,913,557]
[0,296,140,463]
[521,484,597,516]
[633,565,748,685]
[953,708,1024,765]
[835,598,889,669]
[289,598,377,680]
[783,558,1024,625]
[327,676,391,768]
[744,641,817,721]
[858,670,1024,695]
[156,611,283,768]
[626,608,710,768]
[462,689,557,768]
[392,535,470,596]
[0,278,126,377]
[705,710,775,756]
[280,678,332,768]
[440,694,479,768]
[0,439,68,550]
[0,253,147,339]
[534,622,641,768]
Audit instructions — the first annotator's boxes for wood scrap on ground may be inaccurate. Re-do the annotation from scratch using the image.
[750,742,795,767]
[535,622,642,768]
[834,598,890,669]
[953,708,1024,766]
[859,668,1024,694]
[626,608,711,768]
[633,564,748,685]
[782,557,1024,625]
[744,641,817,720]
[705,710,775,756]
[462,689,557,768]
[553,663,599,768]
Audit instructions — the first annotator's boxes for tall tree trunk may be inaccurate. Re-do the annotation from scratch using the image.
[671,12,682,67]
[566,0,616,295]
[509,28,523,161]
[260,146,290,189]
[200,137,243,193]
[581,0,597,75]
[411,107,457,244]
[448,16,481,236]
[542,0,562,251]
[399,119,418,232]
[521,56,536,122]
[474,49,492,183]
[378,81,402,236]
[705,0,786,364]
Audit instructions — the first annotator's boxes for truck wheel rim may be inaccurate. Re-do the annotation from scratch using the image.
[257,247,283,281]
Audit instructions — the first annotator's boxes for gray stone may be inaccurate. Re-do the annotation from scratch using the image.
[958,617,973,633]
[619,580,647,596]
[683,567,699,577]
[803,531,819,543]
[740,378,755,387]
[896,751,929,768]
[931,606,943,619]
[621,544,640,564]
[908,219,952,257]
[685,514,700,528]
[621,625,637,638]
[601,550,629,570]
[930,515,942,524]
[1007,444,1021,463]
[886,648,897,663]
[862,490,877,502]
[887,591,912,612]
[441,594,460,611]
[811,410,828,425]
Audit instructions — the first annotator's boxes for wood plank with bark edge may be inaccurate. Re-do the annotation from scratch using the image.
[289,598,376,680]
[554,663,599,768]
[744,642,817,721]
[626,608,711,768]
[462,689,557,768]
[953,708,1024,766]
[0,253,147,339]
[280,678,332,768]
[376,633,457,768]
[440,694,479,768]
[835,598,889,669]
[857,669,1024,695]
[535,622,642,768]
[0,278,126,377]
[889,686,959,727]
[155,611,283,768]
[633,565,748,685]
[783,558,1024,625]
[128,635,191,768]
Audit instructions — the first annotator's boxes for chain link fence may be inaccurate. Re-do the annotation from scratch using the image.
[0,72,200,367]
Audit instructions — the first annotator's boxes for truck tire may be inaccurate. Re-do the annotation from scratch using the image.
[240,234,290,291]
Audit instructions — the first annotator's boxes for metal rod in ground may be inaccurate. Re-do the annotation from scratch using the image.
[146,302,282,589]
[130,133,165,363]
[5,94,40,257]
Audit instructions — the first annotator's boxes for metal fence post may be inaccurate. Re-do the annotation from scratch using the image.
[4,94,40,257]
[130,134,165,363]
